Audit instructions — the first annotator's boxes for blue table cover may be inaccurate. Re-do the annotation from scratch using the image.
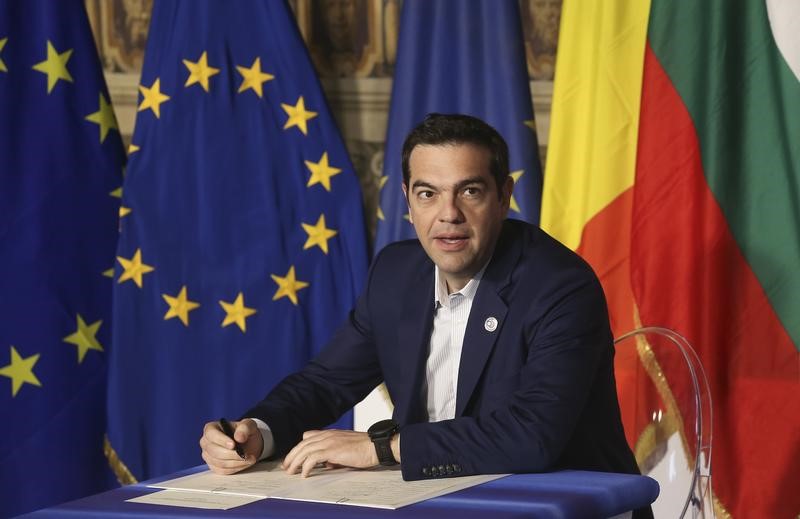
[22,466,659,518]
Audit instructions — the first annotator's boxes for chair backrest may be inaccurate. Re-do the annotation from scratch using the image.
[613,327,714,518]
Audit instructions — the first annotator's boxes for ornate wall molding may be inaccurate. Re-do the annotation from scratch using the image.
[110,76,553,148]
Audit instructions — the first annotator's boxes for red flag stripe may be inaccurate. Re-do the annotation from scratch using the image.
[632,42,800,516]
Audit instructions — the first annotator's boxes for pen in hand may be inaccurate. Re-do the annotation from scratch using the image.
[219,418,247,460]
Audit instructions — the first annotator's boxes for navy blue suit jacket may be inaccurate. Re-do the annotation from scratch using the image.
[246,219,640,481]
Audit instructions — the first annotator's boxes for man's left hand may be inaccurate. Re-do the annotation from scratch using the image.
[282,429,376,477]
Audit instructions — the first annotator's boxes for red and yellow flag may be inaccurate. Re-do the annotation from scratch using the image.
[543,1,800,517]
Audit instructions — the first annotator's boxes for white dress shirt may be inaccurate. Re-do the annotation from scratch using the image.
[254,263,486,458]
[424,265,485,421]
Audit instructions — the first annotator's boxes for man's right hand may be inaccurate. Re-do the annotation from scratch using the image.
[199,418,262,474]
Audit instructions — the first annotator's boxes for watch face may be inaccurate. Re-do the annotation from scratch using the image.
[368,419,398,438]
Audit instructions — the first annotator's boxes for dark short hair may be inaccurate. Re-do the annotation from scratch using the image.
[401,113,509,195]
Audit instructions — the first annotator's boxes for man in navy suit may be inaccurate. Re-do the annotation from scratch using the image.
[200,113,640,483]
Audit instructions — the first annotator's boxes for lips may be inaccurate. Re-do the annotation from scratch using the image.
[433,234,469,251]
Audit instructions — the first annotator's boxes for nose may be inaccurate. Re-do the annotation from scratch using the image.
[437,192,465,224]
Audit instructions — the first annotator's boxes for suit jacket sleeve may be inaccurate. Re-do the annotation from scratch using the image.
[241,250,386,458]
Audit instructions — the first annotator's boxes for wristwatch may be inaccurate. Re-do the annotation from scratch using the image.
[368,419,399,466]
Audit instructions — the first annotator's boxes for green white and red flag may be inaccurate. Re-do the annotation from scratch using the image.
[543,1,800,516]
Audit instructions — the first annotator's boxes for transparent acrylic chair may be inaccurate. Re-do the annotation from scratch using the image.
[613,327,714,518]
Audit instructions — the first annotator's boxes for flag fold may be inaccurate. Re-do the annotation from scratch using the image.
[106,0,369,482]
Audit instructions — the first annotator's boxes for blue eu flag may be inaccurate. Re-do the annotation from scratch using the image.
[0,0,124,515]
[375,0,543,252]
[106,0,369,482]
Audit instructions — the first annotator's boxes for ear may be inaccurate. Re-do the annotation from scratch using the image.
[402,183,413,223]
[501,175,514,213]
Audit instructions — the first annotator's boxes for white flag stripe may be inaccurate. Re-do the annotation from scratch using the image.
[767,0,800,82]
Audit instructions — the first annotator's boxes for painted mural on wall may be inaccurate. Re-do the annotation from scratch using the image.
[86,0,560,80]
[85,0,153,73]
[294,0,400,78]
[84,0,560,239]
[521,0,562,80]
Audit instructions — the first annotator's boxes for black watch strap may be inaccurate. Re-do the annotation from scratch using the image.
[373,436,396,465]
[368,419,399,466]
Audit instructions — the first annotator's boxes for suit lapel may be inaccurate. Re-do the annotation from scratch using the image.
[455,223,522,416]
[393,264,434,425]
[454,289,508,416]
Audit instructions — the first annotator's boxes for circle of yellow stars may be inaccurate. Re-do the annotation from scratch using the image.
[135,51,346,193]
[2,36,127,223]
[115,223,339,332]
[0,312,109,397]
[11,37,127,224]
[0,37,129,396]
[19,38,124,151]
[116,50,351,334]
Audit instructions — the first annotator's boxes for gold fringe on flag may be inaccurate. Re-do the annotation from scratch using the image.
[103,434,138,485]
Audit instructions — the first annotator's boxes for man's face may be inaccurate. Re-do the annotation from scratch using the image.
[403,144,512,292]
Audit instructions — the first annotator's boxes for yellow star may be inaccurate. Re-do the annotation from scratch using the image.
[305,152,342,191]
[138,78,170,118]
[63,314,103,363]
[110,187,122,198]
[117,248,155,288]
[0,37,8,73]
[236,57,274,98]
[0,346,42,397]
[271,266,309,306]
[119,206,132,218]
[183,51,220,92]
[102,268,114,278]
[301,214,338,254]
[85,93,118,143]
[128,143,140,155]
[281,96,318,135]
[376,175,389,220]
[32,40,73,93]
[524,119,536,131]
[163,286,200,326]
[509,170,525,213]
[219,293,257,332]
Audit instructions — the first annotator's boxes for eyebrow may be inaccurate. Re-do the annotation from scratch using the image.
[411,177,488,191]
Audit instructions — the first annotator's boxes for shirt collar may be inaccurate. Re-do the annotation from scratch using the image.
[433,261,489,308]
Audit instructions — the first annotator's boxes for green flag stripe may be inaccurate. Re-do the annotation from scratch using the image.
[647,0,800,348]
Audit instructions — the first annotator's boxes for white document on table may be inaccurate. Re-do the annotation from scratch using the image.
[145,461,507,509]
[127,489,264,510]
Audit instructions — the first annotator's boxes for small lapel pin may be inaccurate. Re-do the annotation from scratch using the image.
[484,317,498,332]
